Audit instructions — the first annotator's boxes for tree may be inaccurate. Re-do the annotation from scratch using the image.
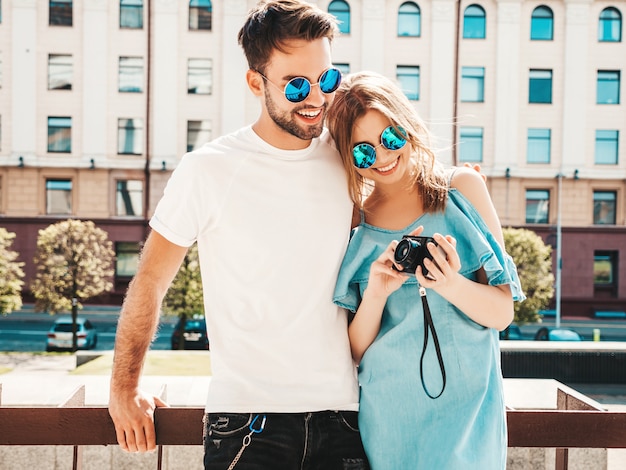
[503,227,555,327]
[0,228,25,315]
[163,243,204,349]
[31,219,115,350]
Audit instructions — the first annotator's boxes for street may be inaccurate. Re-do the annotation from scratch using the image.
[0,308,178,352]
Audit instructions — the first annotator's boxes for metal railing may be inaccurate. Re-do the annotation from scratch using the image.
[1,383,625,470]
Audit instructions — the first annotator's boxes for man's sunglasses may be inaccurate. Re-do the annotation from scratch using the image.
[352,126,407,169]
[257,68,342,103]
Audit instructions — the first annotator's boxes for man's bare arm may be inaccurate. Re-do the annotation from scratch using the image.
[108,230,189,452]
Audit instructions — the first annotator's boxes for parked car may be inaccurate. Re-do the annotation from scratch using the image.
[499,324,523,340]
[171,315,209,350]
[46,317,98,351]
[534,327,583,341]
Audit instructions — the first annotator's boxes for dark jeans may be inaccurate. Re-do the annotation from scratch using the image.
[203,411,369,470]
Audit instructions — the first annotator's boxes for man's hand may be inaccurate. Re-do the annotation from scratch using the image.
[463,162,486,183]
[109,388,169,452]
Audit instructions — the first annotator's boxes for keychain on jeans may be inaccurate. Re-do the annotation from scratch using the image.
[227,414,267,470]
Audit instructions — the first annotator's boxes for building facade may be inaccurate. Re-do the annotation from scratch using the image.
[0,0,624,315]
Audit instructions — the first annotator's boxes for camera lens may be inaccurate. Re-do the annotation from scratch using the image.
[394,238,421,270]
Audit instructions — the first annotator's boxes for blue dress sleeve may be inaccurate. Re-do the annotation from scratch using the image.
[448,189,526,302]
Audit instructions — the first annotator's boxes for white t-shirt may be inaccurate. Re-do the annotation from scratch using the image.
[150,126,359,412]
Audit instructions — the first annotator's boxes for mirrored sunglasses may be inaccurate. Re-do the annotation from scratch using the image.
[352,126,407,169]
[257,68,342,103]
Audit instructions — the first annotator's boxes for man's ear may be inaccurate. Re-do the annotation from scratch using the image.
[246,69,264,98]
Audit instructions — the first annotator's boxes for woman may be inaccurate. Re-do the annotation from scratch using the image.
[326,71,525,469]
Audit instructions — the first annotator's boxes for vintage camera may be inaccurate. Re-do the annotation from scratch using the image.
[393,235,440,279]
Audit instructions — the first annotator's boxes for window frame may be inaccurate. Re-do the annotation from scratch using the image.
[463,4,486,39]
[396,65,420,101]
[187,58,212,95]
[597,70,621,104]
[187,120,212,152]
[529,69,553,104]
[120,0,143,29]
[530,5,554,41]
[459,126,484,162]
[115,241,141,278]
[115,179,144,217]
[48,54,73,90]
[525,189,550,224]
[117,118,144,155]
[45,178,73,215]
[598,7,622,42]
[47,116,72,153]
[460,66,485,102]
[398,2,421,37]
[328,0,350,34]
[49,0,73,27]
[118,56,144,93]
[189,0,212,31]
[593,190,617,225]
[595,130,619,165]
[527,128,551,164]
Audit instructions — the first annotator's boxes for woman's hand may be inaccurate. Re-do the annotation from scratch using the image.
[415,233,462,291]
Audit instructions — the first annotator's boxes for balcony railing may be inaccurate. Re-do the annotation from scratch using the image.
[1,382,625,470]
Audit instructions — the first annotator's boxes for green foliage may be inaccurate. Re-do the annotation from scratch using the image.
[503,227,555,325]
[30,219,115,314]
[163,243,204,318]
[0,228,25,315]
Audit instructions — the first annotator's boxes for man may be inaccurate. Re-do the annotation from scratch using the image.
[108,1,368,468]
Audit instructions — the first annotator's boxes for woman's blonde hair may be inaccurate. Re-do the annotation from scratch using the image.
[326,71,448,212]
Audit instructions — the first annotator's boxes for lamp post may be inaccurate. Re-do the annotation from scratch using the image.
[555,173,563,328]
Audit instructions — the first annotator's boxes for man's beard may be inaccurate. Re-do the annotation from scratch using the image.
[264,88,325,141]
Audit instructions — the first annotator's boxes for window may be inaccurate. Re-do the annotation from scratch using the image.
[595,130,619,165]
[116,242,140,277]
[119,57,143,93]
[461,66,484,102]
[525,189,550,223]
[333,63,350,75]
[396,65,420,100]
[118,118,144,155]
[593,191,616,225]
[328,0,350,34]
[599,7,622,42]
[459,127,483,162]
[529,69,552,103]
[597,70,620,104]
[188,59,212,94]
[120,0,143,29]
[398,2,420,37]
[594,251,617,299]
[116,180,143,216]
[190,0,212,30]
[49,0,72,26]
[527,128,551,164]
[48,117,71,153]
[187,120,211,152]
[48,54,72,90]
[530,6,553,40]
[46,179,72,215]
[463,5,486,39]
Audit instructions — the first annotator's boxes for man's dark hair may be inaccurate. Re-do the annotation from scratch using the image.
[238,0,339,73]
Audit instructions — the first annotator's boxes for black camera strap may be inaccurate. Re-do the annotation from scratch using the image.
[419,286,447,399]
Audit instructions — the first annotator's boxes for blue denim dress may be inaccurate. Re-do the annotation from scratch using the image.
[334,189,525,469]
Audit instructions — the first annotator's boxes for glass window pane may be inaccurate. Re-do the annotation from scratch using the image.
[333,63,350,75]
[116,241,140,276]
[461,66,484,102]
[116,180,143,216]
[593,191,616,225]
[48,54,72,90]
[190,0,212,30]
[529,69,552,103]
[598,8,622,42]
[48,116,72,152]
[459,126,483,162]
[527,128,551,164]
[597,70,620,104]
[328,0,350,34]
[463,5,486,39]
[525,189,550,223]
[50,0,73,26]
[398,2,420,37]
[530,6,553,40]
[46,179,72,214]
[120,0,143,29]
[595,130,619,165]
[396,65,419,100]
[594,253,615,284]
[188,58,212,94]
[187,120,211,152]
[118,118,144,155]
[119,57,143,92]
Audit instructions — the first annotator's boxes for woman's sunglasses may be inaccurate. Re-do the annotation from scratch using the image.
[257,68,342,103]
[352,126,407,169]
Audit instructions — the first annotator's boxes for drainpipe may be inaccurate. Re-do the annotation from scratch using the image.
[143,0,152,240]
[451,0,461,167]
